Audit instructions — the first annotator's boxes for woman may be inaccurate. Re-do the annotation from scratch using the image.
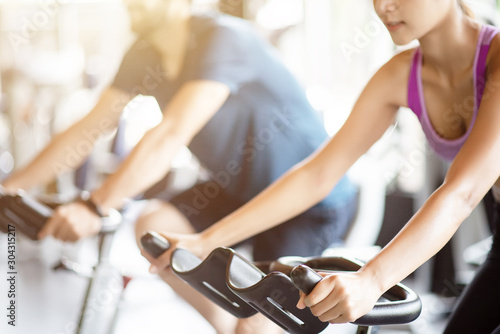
[148,0,500,332]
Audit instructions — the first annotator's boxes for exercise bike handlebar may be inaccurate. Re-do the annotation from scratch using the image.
[290,263,422,326]
[141,231,422,328]
[0,189,53,240]
[0,190,122,240]
[140,231,171,258]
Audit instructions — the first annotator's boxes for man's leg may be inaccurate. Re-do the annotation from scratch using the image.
[135,199,238,334]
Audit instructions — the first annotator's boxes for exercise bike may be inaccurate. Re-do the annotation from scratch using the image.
[0,188,124,334]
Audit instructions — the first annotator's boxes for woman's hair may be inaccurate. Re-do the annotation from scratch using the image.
[458,0,475,18]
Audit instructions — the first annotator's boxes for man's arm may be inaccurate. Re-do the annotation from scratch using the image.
[90,80,230,212]
[2,86,129,191]
[37,80,228,242]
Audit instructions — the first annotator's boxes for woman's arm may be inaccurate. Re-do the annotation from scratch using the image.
[1,86,128,191]
[362,65,500,293]
[130,52,408,270]
[302,60,500,325]
[197,57,407,253]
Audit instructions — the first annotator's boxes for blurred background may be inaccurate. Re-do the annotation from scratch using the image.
[0,0,499,333]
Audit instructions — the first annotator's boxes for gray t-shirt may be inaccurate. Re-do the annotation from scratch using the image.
[112,12,357,209]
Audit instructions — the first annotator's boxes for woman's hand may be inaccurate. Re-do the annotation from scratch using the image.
[297,271,383,324]
[142,232,210,274]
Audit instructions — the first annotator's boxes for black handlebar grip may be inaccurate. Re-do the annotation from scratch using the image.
[291,263,422,326]
[140,231,171,258]
[290,264,323,295]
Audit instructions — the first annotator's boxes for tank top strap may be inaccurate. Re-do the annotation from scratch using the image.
[475,25,500,110]
[407,47,423,119]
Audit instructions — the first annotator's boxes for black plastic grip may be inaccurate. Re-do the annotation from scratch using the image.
[140,231,171,258]
[290,263,422,326]
[0,191,52,240]
[290,264,322,295]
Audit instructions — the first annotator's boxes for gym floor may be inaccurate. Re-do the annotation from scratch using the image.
[0,214,450,334]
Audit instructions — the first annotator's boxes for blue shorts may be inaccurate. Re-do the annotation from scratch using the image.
[169,182,358,262]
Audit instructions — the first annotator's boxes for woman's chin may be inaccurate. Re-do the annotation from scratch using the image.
[390,35,417,47]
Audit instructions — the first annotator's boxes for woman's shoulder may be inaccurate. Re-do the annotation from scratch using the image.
[367,48,417,107]
[386,48,416,72]
[372,48,416,87]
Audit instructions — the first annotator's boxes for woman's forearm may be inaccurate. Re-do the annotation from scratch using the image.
[200,100,398,251]
[360,184,479,294]
[201,159,341,250]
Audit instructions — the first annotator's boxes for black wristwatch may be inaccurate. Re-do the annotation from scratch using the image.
[79,191,106,217]
[78,192,122,232]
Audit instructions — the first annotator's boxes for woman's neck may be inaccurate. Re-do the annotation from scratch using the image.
[419,13,480,77]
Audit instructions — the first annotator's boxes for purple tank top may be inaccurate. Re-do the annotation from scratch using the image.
[407,25,500,161]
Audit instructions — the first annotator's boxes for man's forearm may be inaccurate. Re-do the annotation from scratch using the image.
[2,87,126,192]
[90,123,186,212]
[3,120,110,191]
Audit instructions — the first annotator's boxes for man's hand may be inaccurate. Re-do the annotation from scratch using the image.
[38,201,102,242]
[0,184,18,195]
